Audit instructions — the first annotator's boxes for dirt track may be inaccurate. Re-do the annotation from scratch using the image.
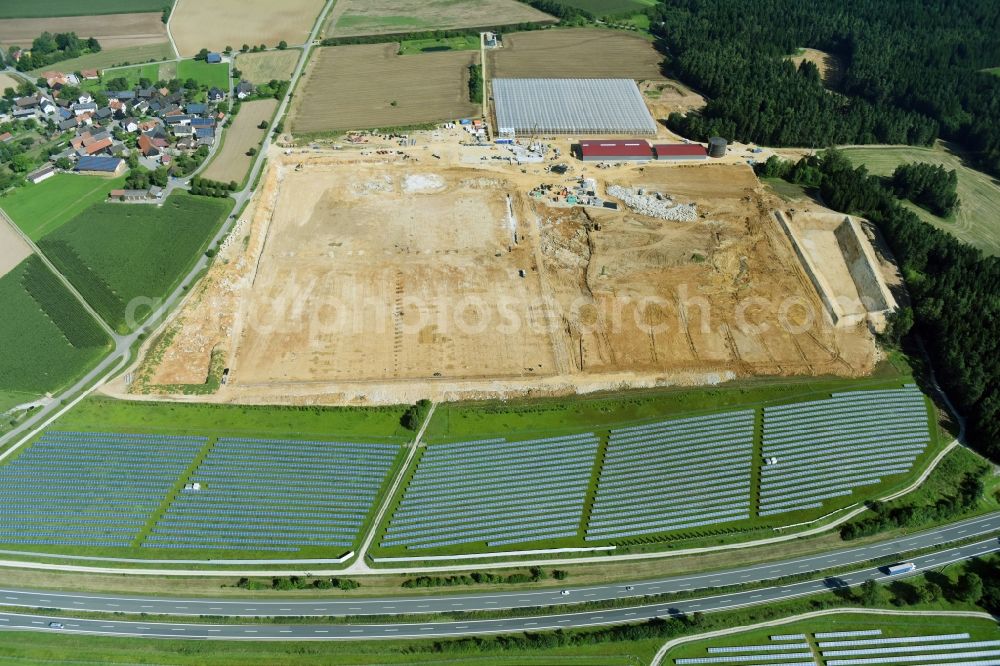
[0,222,31,279]
[124,136,878,406]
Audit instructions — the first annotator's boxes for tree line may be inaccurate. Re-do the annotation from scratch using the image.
[762,150,1000,462]
[11,32,101,71]
[649,0,1000,177]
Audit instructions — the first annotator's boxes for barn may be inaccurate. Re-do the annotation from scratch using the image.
[576,140,653,162]
[654,143,708,161]
[493,78,657,136]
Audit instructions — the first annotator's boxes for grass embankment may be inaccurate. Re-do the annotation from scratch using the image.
[1,173,128,241]
[841,144,1000,256]
[38,192,229,332]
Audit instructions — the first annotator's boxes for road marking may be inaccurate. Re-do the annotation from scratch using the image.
[207,629,221,633]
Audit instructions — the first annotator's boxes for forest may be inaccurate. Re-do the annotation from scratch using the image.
[891,163,960,217]
[650,0,1000,177]
[763,150,1000,462]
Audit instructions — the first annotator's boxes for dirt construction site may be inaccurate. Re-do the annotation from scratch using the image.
[118,134,883,406]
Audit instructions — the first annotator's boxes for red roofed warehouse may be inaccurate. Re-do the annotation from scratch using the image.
[576,140,653,162]
[653,143,708,161]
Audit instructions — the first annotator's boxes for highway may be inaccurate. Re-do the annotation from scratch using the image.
[0,514,995,620]
[0,536,995,640]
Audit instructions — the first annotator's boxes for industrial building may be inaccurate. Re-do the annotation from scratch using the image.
[576,140,653,162]
[493,78,657,136]
[74,155,126,176]
[653,143,707,161]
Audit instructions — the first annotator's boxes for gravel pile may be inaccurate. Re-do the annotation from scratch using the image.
[606,185,698,221]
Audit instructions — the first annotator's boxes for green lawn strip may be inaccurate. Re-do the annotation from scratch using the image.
[580,432,610,540]
[177,59,231,89]
[0,173,128,241]
[353,444,413,562]
[133,436,217,548]
[369,444,428,558]
[0,390,38,414]
[81,63,161,93]
[398,34,481,55]
[751,407,763,515]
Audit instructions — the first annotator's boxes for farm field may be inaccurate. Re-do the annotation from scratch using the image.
[0,173,128,241]
[0,220,31,277]
[37,192,229,332]
[202,98,278,183]
[176,59,230,90]
[33,42,174,76]
[234,49,298,84]
[842,144,1000,256]
[169,0,324,57]
[291,44,479,134]
[0,256,111,397]
[666,613,1000,664]
[325,0,555,38]
[488,28,664,79]
[0,12,168,52]
[0,0,167,19]
[0,72,20,91]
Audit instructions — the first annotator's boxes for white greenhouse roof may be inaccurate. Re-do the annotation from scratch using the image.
[492,78,657,135]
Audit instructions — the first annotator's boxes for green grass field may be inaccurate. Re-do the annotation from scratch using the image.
[0,0,168,18]
[0,173,128,241]
[31,43,174,76]
[177,59,230,90]
[81,63,161,93]
[841,144,1000,256]
[0,256,111,397]
[398,34,480,55]
[551,0,657,16]
[37,192,229,332]
[668,613,1000,662]
[984,67,1000,77]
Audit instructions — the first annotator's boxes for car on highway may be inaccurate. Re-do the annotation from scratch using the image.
[48,622,63,629]
[625,585,634,591]
[560,590,570,596]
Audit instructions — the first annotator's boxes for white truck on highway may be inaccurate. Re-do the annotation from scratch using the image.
[887,562,917,575]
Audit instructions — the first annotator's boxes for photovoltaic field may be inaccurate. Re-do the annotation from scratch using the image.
[0,431,400,554]
[671,627,1000,666]
[0,385,935,556]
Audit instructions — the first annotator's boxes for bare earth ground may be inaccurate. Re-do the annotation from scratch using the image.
[0,222,31,278]
[234,50,298,84]
[0,13,168,51]
[120,132,880,406]
[787,47,843,87]
[290,44,480,134]
[202,98,278,183]
[169,0,325,57]
[488,29,663,79]
[640,79,706,118]
[326,0,555,38]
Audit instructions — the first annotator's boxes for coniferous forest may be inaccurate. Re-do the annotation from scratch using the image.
[650,0,1000,177]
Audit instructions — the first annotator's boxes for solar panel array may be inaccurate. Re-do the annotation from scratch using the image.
[674,629,988,666]
[380,434,599,550]
[759,387,929,516]
[586,411,755,541]
[146,437,399,552]
[0,431,204,547]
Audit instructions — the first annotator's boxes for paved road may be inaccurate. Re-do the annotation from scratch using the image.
[0,537,996,640]
[0,514,995,618]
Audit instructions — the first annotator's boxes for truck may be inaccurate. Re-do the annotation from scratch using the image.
[887,562,917,575]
